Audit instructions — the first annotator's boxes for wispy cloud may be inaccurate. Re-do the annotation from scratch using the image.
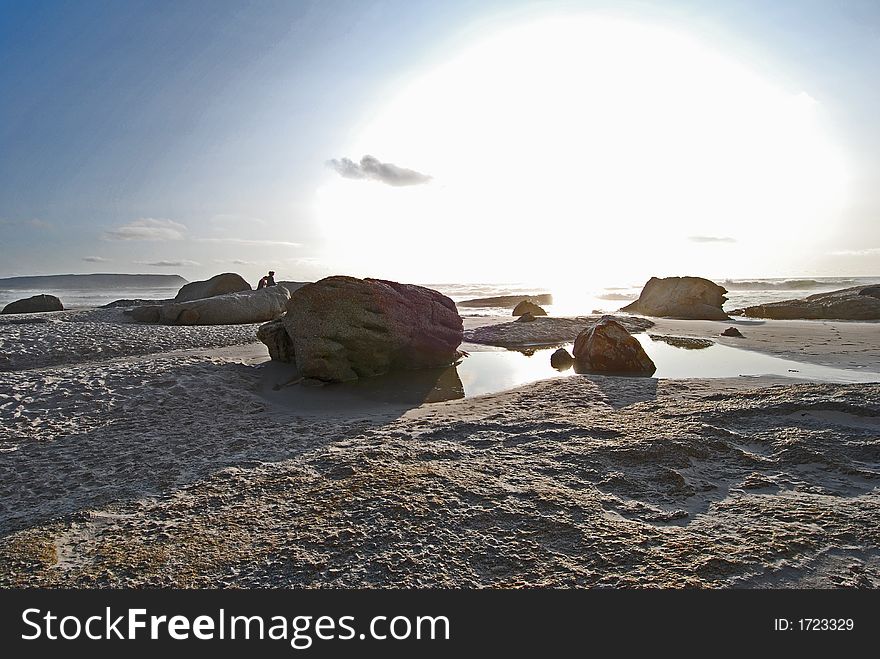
[82,256,110,263]
[136,259,201,267]
[831,247,880,256]
[688,235,736,244]
[105,218,187,241]
[196,238,301,247]
[327,155,432,186]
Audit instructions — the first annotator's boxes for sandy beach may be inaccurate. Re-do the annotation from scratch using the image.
[1,307,878,587]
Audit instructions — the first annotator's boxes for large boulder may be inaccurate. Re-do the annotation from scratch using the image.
[732,286,880,320]
[621,276,728,320]
[133,285,290,325]
[272,276,463,382]
[174,273,251,302]
[512,300,547,317]
[572,317,656,374]
[2,294,64,314]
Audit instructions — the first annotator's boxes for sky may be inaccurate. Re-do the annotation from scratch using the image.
[1,0,879,287]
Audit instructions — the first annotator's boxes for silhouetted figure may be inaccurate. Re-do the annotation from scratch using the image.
[257,270,276,289]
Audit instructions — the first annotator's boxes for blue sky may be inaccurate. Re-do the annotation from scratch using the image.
[1,0,879,283]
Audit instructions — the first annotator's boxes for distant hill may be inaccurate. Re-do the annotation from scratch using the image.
[0,274,188,290]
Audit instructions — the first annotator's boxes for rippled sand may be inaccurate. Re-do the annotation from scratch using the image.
[1,309,878,587]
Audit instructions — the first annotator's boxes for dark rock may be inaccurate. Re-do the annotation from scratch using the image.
[130,305,161,323]
[278,276,463,382]
[516,312,537,323]
[858,286,880,299]
[512,300,547,317]
[174,273,251,302]
[1,294,64,314]
[257,318,295,362]
[620,276,728,320]
[573,317,656,374]
[721,327,744,338]
[458,293,553,308]
[733,286,880,320]
[550,348,574,370]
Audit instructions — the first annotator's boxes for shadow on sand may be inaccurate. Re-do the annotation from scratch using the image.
[0,360,466,537]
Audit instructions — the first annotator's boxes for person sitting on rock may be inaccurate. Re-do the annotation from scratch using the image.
[257,271,276,289]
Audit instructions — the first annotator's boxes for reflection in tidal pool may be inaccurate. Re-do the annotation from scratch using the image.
[265,334,880,409]
[455,335,880,399]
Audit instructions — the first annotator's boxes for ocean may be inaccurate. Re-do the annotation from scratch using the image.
[1,277,878,315]
[0,286,180,310]
[431,276,880,316]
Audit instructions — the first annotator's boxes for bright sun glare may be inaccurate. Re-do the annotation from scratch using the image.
[314,15,849,289]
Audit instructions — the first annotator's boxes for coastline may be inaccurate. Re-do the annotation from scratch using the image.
[1,307,879,587]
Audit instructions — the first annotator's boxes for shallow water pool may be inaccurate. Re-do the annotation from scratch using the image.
[264,334,880,409]
[456,335,880,398]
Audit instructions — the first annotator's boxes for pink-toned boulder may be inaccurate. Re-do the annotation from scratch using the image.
[573,317,656,374]
[276,276,463,382]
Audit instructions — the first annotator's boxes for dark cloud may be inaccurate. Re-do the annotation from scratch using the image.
[688,235,736,244]
[327,155,432,186]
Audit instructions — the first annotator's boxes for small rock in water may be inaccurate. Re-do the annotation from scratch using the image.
[550,348,574,370]
[516,312,537,323]
[721,327,744,338]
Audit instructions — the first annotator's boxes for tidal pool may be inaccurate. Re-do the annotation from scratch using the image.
[456,335,880,398]
[263,334,880,410]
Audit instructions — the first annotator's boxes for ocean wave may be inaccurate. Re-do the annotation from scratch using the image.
[597,292,637,301]
[722,279,857,291]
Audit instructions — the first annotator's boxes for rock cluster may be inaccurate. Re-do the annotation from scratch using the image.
[131,286,289,325]
[732,286,880,320]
